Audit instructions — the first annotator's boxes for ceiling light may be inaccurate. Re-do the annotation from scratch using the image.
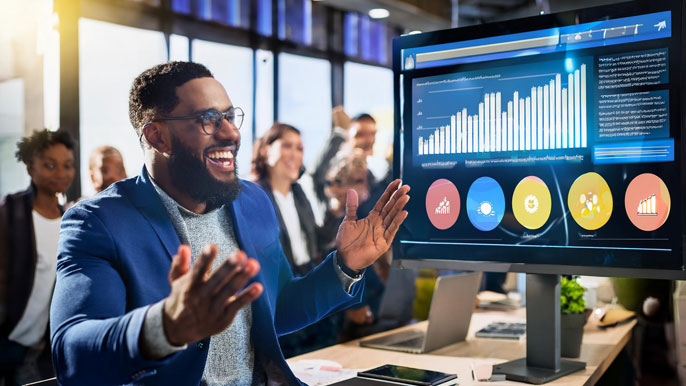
[368,8,390,19]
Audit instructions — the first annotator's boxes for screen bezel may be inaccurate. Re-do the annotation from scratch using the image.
[391,0,686,280]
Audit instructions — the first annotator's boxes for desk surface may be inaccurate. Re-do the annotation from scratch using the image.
[288,308,636,386]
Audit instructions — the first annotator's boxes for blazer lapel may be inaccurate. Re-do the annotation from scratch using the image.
[230,188,275,331]
[129,167,180,260]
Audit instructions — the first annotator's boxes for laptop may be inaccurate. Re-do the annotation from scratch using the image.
[359,271,482,354]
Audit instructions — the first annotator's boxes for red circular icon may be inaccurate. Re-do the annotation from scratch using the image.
[426,179,460,230]
[625,173,671,232]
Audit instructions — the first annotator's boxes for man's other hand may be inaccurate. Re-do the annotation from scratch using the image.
[162,244,263,346]
[333,106,352,130]
[336,179,410,271]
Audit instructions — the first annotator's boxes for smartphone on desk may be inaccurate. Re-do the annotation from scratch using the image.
[357,364,457,386]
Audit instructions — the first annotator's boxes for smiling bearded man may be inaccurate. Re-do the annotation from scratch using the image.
[49,61,410,386]
[168,134,242,209]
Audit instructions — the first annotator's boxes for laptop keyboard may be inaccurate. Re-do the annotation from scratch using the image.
[388,335,425,348]
[475,322,526,339]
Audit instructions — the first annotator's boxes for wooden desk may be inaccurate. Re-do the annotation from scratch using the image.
[288,308,636,385]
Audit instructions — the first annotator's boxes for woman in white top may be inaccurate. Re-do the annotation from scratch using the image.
[251,122,322,277]
[0,129,75,385]
[251,122,340,358]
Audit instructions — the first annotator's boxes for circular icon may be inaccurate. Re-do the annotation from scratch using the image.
[512,176,552,230]
[466,177,505,231]
[426,179,460,230]
[625,173,671,231]
[567,172,613,231]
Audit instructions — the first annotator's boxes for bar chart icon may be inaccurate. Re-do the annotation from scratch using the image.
[637,194,658,216]
[417,64,588,156]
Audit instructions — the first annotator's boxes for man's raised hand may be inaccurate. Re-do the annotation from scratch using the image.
[336,179,410,271]
[162,244,263,346]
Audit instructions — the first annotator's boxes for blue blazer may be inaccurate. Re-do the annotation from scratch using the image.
[50,168,364,385]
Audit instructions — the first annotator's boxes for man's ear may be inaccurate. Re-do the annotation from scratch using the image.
[142,122,172,156]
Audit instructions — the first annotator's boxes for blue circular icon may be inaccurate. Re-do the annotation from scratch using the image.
[467,177,505,231]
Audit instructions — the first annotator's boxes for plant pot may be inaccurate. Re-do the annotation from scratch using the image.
[561,312,586,358]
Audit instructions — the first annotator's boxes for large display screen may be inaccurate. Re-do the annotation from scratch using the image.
[393,1,686,278]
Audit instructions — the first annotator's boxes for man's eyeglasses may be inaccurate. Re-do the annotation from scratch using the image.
[143,107,244,138]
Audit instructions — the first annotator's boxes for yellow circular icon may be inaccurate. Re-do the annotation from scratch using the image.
[512,176,552,230]
[567,172,613,231]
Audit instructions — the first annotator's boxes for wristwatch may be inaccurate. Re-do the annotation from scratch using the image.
[336,254,363,278]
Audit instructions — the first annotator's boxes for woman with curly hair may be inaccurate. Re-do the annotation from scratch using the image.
[0,129,75,385]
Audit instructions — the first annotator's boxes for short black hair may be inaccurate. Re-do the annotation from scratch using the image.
[128,61,214,136]
[15,129,76,165]
[352,113,375,124]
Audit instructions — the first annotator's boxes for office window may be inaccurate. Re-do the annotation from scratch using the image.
[42,14,60,131]
[255,49,274,138]
[344,61,393,158]
[278,0,311,45]
[311,1,327,51]
[79,18,166,197]
[359,16,373,62]
[0,79,29,197]
[169,34,189,61]
[345,13,391,64]
[172,0,191,14]
[192,39,254,180]
[278,52,331,170]
[256,0,272,36]
[193,0,212,21]
[210,0,250,28]
[344,13,359,57]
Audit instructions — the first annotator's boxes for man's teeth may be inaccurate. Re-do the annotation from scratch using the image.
[208,151,234,160]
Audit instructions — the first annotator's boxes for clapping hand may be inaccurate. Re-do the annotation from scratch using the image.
[162,244,263,346]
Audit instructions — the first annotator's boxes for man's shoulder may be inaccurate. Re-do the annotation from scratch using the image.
[236,179,272,208]
[66,177,138,218]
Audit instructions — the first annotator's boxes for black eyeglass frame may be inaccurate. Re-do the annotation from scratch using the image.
[140,107,244,141]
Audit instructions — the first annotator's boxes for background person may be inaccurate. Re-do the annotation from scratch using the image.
[0,129,76,385]
[251,122,322,276]
[89,145,128,193]
[312,107,380,208]
[251,122,343,357]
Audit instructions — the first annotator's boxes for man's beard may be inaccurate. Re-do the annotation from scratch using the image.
[169,135,243,209]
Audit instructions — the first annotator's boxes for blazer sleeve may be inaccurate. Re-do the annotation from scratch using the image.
[50,205,178,385]
[272,249,364,336]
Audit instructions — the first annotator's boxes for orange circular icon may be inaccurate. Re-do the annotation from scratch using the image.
[625,173,670,232]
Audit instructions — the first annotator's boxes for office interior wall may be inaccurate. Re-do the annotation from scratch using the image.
[278,52,332,171]
[78,18,166,197]
[343,61,393,160]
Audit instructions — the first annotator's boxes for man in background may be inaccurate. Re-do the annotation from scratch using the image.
[311,107,381,207]
[89,145,127,193]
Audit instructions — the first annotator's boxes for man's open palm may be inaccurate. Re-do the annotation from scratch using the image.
[336,179,410,271]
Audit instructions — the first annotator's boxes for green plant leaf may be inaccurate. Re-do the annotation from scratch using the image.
[560,276,586,314]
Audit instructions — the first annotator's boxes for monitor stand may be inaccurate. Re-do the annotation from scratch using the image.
[492,274,586,384]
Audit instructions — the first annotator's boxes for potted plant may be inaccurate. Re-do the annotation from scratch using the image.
[560,276,587,358]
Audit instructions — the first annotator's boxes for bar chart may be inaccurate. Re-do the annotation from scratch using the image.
[415,63,589,157]
[637,194,658,216]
